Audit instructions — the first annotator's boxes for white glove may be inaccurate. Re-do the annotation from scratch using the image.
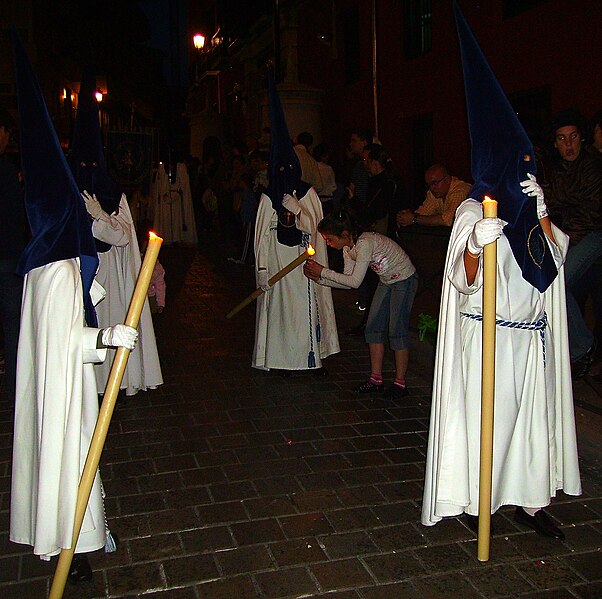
[256,269,271,292]
[282,192,301,215]
[467,218,504,255]
[520,173,548,219]
[82,190,105,221]
[101,325,139,350]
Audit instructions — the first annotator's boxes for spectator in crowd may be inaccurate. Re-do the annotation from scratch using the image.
[396,164,471,228]
[544,109,602,378]
[346,128,372,205]
[313,143,339,215]
[589,110,602,156]
[294,131,323,194]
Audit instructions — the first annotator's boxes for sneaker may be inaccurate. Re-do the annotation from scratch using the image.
[354,380,384,394]
[383,385,409,399]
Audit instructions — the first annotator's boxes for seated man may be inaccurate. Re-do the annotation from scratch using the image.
[396,164,471,228]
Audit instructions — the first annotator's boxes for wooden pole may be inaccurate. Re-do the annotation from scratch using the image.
[226,245,315,319]
[49,232,163,599]
[478,197,498,562]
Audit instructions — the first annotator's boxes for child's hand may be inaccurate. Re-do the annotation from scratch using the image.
[303,259,323,281]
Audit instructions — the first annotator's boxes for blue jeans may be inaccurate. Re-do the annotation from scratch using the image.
[365,273,418,350]
[564,231,602,361]
[0,260,24,402]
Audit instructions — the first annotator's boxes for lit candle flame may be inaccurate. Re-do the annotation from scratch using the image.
[307,245,315,256]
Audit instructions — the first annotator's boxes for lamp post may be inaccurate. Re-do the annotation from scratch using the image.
[193,33,205,80]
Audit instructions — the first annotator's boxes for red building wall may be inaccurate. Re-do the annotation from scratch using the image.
[296,0,602,199]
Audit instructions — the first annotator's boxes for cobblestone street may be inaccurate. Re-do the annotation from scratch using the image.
[1,240,601,598]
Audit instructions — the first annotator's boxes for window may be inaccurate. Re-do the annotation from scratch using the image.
[404,0,432,58]
[343,5,360,84]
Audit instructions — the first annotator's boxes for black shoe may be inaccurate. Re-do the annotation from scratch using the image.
[572,340,597,380]
[383,385,409,400]
[514,507,564,539]
[465,513,495,535]
[68,554,93,584]
[354,380,384,394]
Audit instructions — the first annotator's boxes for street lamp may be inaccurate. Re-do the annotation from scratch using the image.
[193,33,206,80]
[193,33,205,52]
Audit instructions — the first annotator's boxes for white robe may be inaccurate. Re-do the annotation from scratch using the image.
[152,163,197,245]
[11,260,107,557]
[93,195,163,396]
[422,199,581,525]
[253,187,340,370]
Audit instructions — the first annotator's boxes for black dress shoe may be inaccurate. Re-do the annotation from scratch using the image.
[465,513,495,535]
[68,554,93,584]
[514,507,565,539]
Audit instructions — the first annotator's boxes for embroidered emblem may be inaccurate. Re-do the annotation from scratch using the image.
[527,225,546,269]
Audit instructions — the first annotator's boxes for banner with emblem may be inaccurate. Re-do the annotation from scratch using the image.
[106,129,154,193]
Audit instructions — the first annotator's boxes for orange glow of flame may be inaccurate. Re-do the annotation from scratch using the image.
[307,245,315,256]
[483,195,495,203]
[149,231,163,241]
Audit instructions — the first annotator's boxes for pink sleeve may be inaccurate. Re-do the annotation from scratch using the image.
[152,261,166,307]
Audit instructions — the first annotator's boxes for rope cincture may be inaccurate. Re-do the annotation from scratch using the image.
[461,311,548,368]
[302,233,316,368]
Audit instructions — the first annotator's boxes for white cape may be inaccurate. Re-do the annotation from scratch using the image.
[11,260,107,557]
[152,163,197,245]
[93,194,163,396]
[253,187,340,370]
[422,199,581,525]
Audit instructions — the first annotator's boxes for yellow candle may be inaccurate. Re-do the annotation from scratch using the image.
[226,245,315,319]
[478,195,497,562]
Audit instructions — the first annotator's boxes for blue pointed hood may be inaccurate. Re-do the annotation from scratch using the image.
[453,1,557,292]
[265,69,310,246]
[68,61,122,252]
[12,29,99,325]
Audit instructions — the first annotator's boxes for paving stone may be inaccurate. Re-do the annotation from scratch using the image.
[466,563,536,597]
[360,581,423,599]
[216,544,273,575]
[128,533,182,563]
[325,506,382,533]
[180,525,235,553]
[363,550,426,582]
[335,485,386,507]
[197,501,248,525]
[411,572,481,598]
[149,507,200,534]
[280,512,334,538]
[292,489,343,512]
[310,558,374,591]
[562,552,602,581]
[231,518,286,545]
[571,581,602,598]
[106,562,164,595]
[368,523,426,551]
[197,574,258,599]
[162,553,219,586]
[255,566,318,598]
[269,537,328,566]
[244,496,298,518]
[516,557,586,588]
[320,530,379,559]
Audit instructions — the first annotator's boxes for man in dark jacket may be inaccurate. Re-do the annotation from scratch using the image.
[545,110,602,378]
